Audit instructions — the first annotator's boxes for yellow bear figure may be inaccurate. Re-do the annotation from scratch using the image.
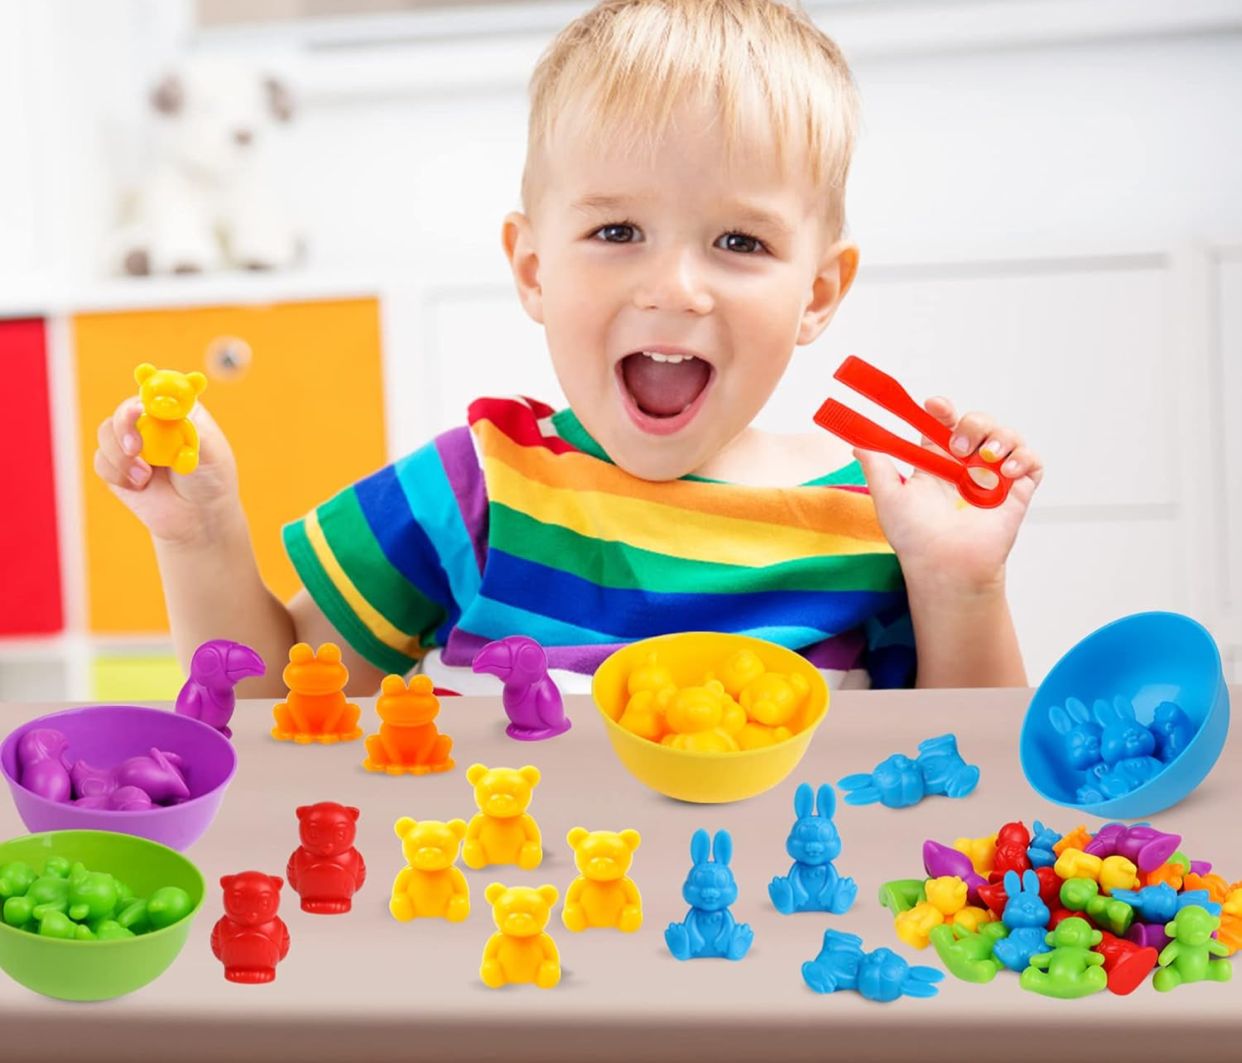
[617,689,669,742]
[740,671,810,728]
[134,363,207,475]
[463,764,543,870]
[480,883,560,989]
[562,827,642,933]
[718,648,766,699]
[660,680,740,753]
[389,817,470,923]
[736,722,793,750]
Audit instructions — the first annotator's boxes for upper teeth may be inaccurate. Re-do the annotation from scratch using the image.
[641,351,692,363]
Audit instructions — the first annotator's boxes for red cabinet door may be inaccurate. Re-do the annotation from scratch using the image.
[0,318,63,634]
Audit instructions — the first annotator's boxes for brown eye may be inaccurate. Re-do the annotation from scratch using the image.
[716,232,764,254]
[594,223,638,243]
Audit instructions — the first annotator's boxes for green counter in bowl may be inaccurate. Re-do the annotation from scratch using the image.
[0,830,205,1001]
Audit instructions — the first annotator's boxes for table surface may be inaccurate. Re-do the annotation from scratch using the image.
[1,688,1239,1063]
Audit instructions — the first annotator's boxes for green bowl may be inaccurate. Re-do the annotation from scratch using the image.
[0,830,205,1001]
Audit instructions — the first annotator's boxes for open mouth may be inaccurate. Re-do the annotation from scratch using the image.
[617,349,713,435]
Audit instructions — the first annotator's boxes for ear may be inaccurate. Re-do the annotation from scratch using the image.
[502,211,544,325]
[1022,870,1039,894]
[537,884,559,908]
[220,874,235,890]
[712,830,733,867]
[816,784,836,820]
[1003,870,1019,895]
[295,805,310,821]
[795,240,859,346]
[1066,697,1090,723]
[466,763,488,785]
[346,806,360,822]
[1114,696,1137,721]
[690,828,710,865]
[187,371,207,398]
[1091,698,1114,726]
[263,75,295,122]
[394,816,417,840]
[794,782,813,819]
[150,74,183,115]
[1048,706,1070,735]
[619,828,641,852]
[134,363,156,386]
[269,876,283,891]
[447,818,467,840]
[566,827,589,850]
[519,765,541,788]
[484,883,507,905]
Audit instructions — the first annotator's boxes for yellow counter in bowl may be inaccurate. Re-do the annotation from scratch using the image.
[591,632,829,803]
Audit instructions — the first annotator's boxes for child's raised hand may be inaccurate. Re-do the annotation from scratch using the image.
[93,397,241,546]
[852,396,1043,591]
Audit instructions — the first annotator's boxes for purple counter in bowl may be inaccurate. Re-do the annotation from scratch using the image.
[1,706,237,851]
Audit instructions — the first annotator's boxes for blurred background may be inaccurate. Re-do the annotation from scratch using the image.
[1,0,1240,703]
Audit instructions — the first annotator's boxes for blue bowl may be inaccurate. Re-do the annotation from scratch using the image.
[1020,611,1230,819]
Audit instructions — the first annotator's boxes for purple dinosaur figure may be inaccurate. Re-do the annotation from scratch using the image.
[471,636,571,741]
[175,639,266,739]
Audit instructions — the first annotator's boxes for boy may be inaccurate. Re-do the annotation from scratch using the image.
[94,0,1041,696]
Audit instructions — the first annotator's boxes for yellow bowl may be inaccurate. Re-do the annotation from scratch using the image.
[591,632,829,803]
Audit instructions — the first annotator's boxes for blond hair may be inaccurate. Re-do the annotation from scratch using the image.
[522,0,860,234]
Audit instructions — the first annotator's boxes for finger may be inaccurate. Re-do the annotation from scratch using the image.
[1001,445,1043,486]
[187,402,229,463]
[923,396,957,427]
[94,447,150,490]
[853,447,904,506]
[948,411,997,458]
[110,398,144,458]
[97,416,151,487]
[977,428,1023,465]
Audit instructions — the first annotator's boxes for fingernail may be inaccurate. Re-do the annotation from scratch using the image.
[950,435,969,455]
[980,441,1002,462]
[1002,459,1020,476]
[123,433,140,456]
[128,463,150,487]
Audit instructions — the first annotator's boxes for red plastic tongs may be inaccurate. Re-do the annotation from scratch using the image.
[813,356,1011,509]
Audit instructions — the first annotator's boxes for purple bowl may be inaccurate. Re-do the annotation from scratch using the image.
[1,706,236,851]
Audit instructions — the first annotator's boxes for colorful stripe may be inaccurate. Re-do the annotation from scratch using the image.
[284,395,915,688]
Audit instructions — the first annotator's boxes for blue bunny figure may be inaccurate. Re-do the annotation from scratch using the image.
[991,869,1051,972]
[1048,697,1103,771]
[769,783,857,915]
[1150,701,1195,763]
[1027,820,1062,869]
[838,753,925,808]
[915,734,980,799]
[1111,884,1219,924]
[665,829,754,961]
[802,930,942,1001]
[801,929,865,993]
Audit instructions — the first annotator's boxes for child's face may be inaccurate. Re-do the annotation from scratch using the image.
[504,98,857,481]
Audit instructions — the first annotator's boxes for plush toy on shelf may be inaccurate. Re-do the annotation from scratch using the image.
[115,56,303,276]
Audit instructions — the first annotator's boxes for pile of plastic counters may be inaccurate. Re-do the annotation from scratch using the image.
[880,819,1239,996]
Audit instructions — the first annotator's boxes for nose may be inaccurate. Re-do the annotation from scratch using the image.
[632,246,713,315]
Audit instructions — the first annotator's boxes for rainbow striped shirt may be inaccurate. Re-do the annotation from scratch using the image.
[282,396,915,688]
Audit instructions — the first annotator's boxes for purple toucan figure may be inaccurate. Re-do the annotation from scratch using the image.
[471,635,571,741]
[175,639,267,739]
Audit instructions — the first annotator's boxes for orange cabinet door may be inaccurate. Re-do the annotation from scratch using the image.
[74,298,387,634]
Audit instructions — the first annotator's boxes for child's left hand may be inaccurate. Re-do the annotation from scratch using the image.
[853,396,1043,592]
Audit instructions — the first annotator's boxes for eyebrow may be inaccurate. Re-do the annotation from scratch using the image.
[571,193,795,238]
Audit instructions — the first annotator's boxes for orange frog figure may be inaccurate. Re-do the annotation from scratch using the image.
[363,674,454,775]
[271,643,362,744]
[134,363,206,475]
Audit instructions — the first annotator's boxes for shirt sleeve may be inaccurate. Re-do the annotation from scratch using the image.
[282,426,486,676]
[863,596,917,689]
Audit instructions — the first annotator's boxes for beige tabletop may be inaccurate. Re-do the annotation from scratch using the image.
[1,687,1239,1063]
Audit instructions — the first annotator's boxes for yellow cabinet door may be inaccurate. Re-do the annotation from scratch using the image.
[75,298,387,633]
